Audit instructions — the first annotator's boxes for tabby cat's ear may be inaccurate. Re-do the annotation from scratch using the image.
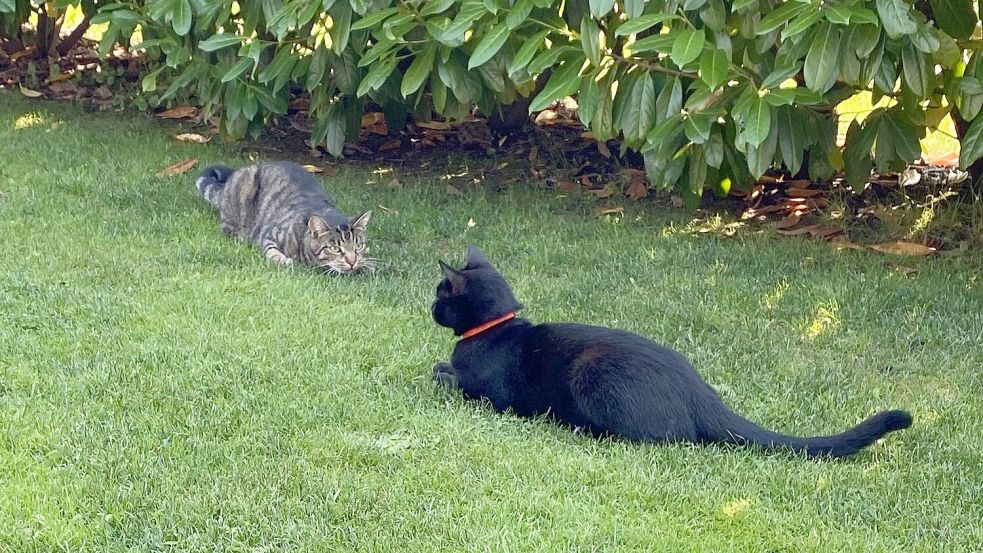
[465,245,491,269]
[350,210,372,232]
[308,215,331,237]
[439,260,466,290]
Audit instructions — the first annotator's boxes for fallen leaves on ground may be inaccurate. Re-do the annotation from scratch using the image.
[157,106,198,119]
[869,242,936,256]
[19,84,43,98]
[446,184,464,197]
[156,158,198,177]
[174,133,210,144]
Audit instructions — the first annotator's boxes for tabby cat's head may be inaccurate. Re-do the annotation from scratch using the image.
[432,245,523,335]
[307,211,374,274]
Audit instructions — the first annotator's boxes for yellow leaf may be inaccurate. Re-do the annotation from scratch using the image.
[19,84,43,98]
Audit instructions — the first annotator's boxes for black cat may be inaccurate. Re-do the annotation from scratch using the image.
[431,246,912,459]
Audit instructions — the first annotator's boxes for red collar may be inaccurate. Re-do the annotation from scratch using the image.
[460,312,516,340]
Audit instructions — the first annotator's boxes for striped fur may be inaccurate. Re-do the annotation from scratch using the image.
[195,161,374,273]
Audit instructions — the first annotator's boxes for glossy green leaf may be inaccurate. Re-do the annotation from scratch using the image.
[803,23,840,93]
[221,57,254,82]
[528,58,584,113]
[506,0,535,29]
[959,114,983,169]
[615,14,678,36]
[699,48,728,89]
[929,0,977,40]
[351,8,399,30]
[332,2,352,55]
[468,20,510,69]
[199,34,242,51]
[756,2,809,36]
[589,0,614,19]
[901,41,931,98]
[172,0,192,35]
[581,17,601,66]
[623,71,656,144]
[670,28,705,69]
[401,44,436,98]
[507,30,549,75]
[744,97,772,147]
[777,106,805,174]
[875,0,916,38]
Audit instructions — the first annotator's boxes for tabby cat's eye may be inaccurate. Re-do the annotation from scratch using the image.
[328,245,341,254]
[355,243,365,252]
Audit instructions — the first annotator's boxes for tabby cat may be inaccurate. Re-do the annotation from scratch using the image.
[431,246,912,458]
[196,161,374,273]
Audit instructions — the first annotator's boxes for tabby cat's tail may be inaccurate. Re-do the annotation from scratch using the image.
[196,165,234,207]
[717,409,912,459]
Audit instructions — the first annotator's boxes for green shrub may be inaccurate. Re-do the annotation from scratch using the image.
[4,0,981,199]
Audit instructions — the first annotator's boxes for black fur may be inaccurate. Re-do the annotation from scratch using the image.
[431,246,913,459]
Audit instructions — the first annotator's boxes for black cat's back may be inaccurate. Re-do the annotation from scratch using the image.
[433,246,912,459]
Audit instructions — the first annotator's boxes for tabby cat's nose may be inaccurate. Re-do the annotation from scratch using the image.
[344,253,357,266]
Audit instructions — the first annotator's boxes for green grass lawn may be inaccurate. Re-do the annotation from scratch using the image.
[1,93,982,552]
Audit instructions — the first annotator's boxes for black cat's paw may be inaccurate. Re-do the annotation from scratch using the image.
[432,362,458,388]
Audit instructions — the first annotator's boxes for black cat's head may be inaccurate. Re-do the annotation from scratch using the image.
[432,245,523,336]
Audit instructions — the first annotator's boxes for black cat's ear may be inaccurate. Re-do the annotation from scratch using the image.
[439,260,466,290]
[308,215,331,237]
[350,210,371,232]
[465,245,491,269]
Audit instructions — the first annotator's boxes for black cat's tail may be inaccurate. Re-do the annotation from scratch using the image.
[714,409,912,459]
[196,165,234,207]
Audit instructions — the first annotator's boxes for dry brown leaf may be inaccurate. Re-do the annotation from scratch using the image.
[19,84,43,98]
[156,158,198,177]
[776,225,820,236]
[626,180,648,200]
[175,133,210,144]
[597,141,612,158]
[809,227,843,238]
[869,242,936,256]
[361,112,384,128]
[46,72,75,84]
[670,195,683,208]
[529,147,539,162]
[785,187,821,198]
[786,179,811,187]
[590,185,616,199]
[886,262,917,275]
[322,164,339,176]
[446,184,464,197]
[388,178,402,189]
[377,138,402,152]
[10,48,35,62]
[416,120,452,130]
[157,106,198,119]
[302,164,323,173]
[598,206,624,216]
[556,180,578,193]
[776,214,801,229]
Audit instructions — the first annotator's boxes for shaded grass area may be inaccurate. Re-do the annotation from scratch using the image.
[1,93,982,551]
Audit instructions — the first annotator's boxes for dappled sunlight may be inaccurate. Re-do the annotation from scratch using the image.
[801,301,840,341]
[761,281,790,310]
[13,113,47,130]
[720,498,754,518]
[664,214,747,238]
